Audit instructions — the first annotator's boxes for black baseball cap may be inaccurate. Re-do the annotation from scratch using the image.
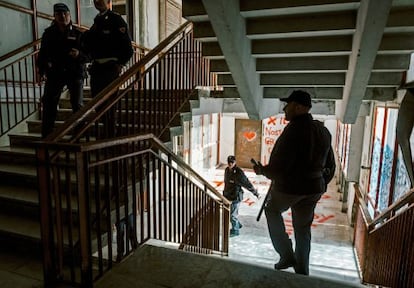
[54,3,70,13]
[227,155,236,163]
[281,90,312,108]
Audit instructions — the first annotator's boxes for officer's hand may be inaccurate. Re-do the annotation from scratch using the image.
[69,48,79,58]
[253,163,263,175]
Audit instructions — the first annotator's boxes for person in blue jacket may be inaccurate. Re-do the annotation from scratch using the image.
[224,155,260,237]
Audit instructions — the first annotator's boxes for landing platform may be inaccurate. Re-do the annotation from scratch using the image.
[95,240,364,288]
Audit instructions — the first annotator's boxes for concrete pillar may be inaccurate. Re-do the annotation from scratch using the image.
[341,116,365,212]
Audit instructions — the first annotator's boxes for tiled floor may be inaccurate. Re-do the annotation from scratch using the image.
[201,165,363,285]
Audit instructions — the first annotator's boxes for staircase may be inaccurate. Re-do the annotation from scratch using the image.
[0,20,229,286]
[0,78,203,260]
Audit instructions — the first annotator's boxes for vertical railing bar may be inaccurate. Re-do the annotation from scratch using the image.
[163,161,167,241]
[178,173,182,242]
[4,69,11,132]
[75,151,93,286]
[18,61,24,121]
[130,148,138,251]
[139,153,145,243]
[120,156,127,253]
[168,50,173,121]
[64,152,76,282]
[36,146,57,286]
[146,153,151,240]
[155,63,160,134]
[174,40,179,114]
[172,169,177,243]
[24,57,30,116]
[113,154,121,259]
[158,158,163,240]
[168,164,172,241]
[94,150,103,274]
[52,167,65,279]
[11,65,18,125]
[103,147,113,268]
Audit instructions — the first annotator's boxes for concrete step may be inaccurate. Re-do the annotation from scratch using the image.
[0,146,36,164]
[8,132,42,148]
[0,162,37,186]
[95,241,365,288]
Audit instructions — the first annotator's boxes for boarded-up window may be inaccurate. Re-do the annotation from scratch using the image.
[160,0,182,40]
[235,119,262,168]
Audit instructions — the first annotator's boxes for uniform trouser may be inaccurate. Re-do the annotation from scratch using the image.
[89,62,120,97]
[41,75,83,138]
[230,201,241,233]
[89,62,120,137]
[116,214,138,258]
[264,191,323,275]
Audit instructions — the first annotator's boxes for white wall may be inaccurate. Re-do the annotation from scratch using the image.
[133,0,160,49]
[146,0,160,48]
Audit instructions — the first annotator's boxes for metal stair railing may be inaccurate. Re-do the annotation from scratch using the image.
[45,21,215,144]
[0,38,148,139]
[0,39,43,137]
[36,21,225,287]
[36,133,230,287]
[353,184,414,288]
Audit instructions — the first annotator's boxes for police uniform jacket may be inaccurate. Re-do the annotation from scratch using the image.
[262,113,335,196]
[38,22,87,79]
[223,166,256,202]
[83,10,133,65]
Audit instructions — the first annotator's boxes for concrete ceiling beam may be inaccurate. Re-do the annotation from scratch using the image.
[246,10,356,37]
[262,87,344,99]
[240,0,360,17]
[340,0,393,123]
[379,33,414,52]
[224,87,396,101]
[252,36,353,55]
[260,73,345,86]
[201,0,263,119]
[211,54,410,74]
[256,56,349,72]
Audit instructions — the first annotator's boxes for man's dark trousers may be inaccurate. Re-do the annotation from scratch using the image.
[265,191,323,275]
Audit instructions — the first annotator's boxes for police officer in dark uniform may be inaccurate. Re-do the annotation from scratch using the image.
[38,3,87,138]
[223,155,260,237]
[82,0,133,97]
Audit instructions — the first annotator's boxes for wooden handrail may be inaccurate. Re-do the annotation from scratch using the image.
[369,188,414,230]
[37,132,230,205]
[354,182,414,230]
[46,21,193,142]
[353,183,373,226]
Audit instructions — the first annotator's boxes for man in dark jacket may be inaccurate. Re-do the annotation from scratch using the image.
[38,3,87,138]
[253,90,335,275]
[82,0,133,97]
[224,155,259,237]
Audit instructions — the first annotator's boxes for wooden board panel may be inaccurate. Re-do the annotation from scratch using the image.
[234,119,261,168]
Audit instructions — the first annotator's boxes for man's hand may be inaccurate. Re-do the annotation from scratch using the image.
[251,158,263,175]
[69,48,79,58]
[253,189,261,199]
[253,163,263,175]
